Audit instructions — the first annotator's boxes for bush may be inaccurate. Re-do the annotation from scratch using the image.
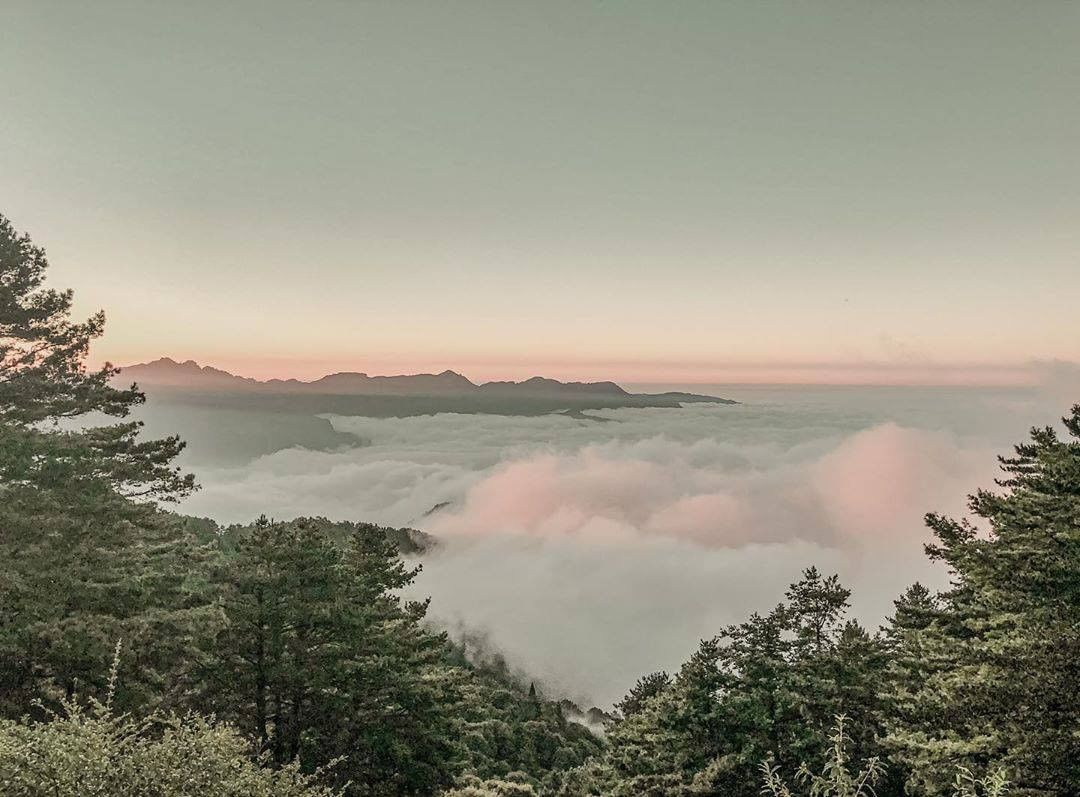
[442,773,539,796]
[0,696,340,797]
[760,715,887,797]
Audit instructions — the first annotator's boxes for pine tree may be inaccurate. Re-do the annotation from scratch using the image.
[443,640,602,789]
[887,407,1080,796]
[786,567,851,654]
[202,517,461,795]
[567,569,891,797]
[0,213,192,498]
[0,213,200,715]
[613,671,670,719]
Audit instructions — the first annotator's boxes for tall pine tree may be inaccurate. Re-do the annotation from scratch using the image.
[201,516,462,796]
[886,407,1080,796]
[0,213,200,714]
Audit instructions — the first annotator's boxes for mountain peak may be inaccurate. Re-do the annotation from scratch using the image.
[118,357,253,388]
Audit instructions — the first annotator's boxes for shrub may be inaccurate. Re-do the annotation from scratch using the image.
[0,696,340,797]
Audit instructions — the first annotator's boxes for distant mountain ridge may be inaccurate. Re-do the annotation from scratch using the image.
[116,358,736,417]
[120,357,670,400]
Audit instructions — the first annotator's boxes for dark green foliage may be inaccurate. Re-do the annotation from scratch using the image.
[0,214,204,715]
[557,569,891,796]
[0,213,193,498]
[0,216,592,796]
[613,671,670,719]
[443,774,539,796]
[200,516,460,795]
[759,716,1009,797]
[884,407,1080,796]
[197,515,599,795]
[443,644,604,791]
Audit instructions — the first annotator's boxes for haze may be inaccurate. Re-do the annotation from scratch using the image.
[3,2,1078,383]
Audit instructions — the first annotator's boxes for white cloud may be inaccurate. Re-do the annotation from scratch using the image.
[176,389,1044,705]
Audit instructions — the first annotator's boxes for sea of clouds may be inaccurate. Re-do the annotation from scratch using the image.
[178,383,1070,705]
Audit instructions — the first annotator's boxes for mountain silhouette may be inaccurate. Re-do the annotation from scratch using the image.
[117,357,736,413]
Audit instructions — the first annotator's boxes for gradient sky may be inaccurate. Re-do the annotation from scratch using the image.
[2,2,1078,383]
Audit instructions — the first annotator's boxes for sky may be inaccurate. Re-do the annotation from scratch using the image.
[2,2,1078,383]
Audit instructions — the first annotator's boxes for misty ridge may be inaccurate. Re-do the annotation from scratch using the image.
[118,357,735,467]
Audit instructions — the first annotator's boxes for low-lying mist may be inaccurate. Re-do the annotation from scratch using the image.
[175,384,1063,706]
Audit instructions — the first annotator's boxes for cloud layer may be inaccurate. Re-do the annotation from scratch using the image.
[178,387,1052,704]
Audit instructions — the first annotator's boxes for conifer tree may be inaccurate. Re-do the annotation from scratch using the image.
[443,640,602,789]
[886,407,1080,796]
[613,671,670,719]
[0,213,192,498]
[563,569,891,797]
[0,213,200,715]
[202,517,461,795]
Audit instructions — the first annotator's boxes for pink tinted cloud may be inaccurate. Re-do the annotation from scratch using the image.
[431,424,993,551]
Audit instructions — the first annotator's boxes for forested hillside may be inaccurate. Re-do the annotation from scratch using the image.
[2,212,1077,796]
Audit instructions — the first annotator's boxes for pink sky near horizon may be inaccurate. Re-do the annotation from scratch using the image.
[95,348,1044,387]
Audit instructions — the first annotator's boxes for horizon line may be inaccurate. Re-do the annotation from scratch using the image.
[104,355,1069,389]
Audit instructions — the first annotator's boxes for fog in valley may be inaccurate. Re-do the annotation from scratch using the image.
[130,377,1074,706]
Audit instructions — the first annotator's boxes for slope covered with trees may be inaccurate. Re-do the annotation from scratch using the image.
[1,212,1076,796]
[549,408,1080,797]
[0,214,600,794]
